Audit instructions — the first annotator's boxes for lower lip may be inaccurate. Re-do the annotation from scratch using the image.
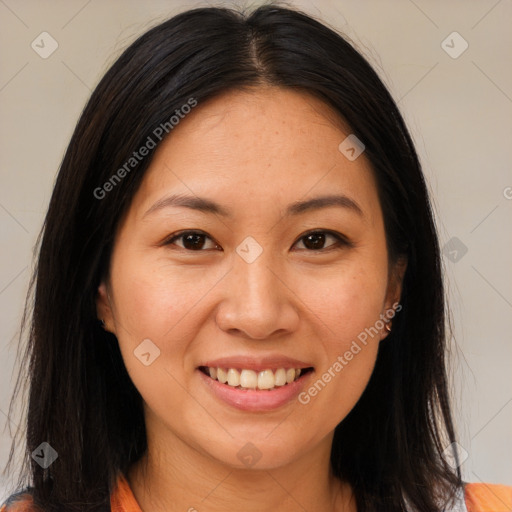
[197,369,312,412]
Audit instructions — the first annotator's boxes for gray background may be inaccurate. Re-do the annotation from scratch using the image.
[1,0,511,502]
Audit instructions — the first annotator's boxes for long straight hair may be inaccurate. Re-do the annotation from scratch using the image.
[4,4,461,511]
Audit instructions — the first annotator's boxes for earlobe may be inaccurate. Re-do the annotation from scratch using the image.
[96,281,114,333]
[381,256,407,340]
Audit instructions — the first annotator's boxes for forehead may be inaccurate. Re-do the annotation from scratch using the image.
[130,86,380,224]
[166,86,351,157]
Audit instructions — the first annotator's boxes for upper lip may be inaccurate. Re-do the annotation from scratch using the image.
[199,355,314,372]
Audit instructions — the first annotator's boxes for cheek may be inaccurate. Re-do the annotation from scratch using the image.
[294,263,387,418]
[302,261,388,346]
[109,251,211,343]
[107,250,226,402]
[107,254,200,422]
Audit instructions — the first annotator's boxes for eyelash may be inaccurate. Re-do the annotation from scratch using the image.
[162,230,353,252]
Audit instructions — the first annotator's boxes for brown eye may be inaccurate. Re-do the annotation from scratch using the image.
[294,231,351,251]
[164,231,220,251]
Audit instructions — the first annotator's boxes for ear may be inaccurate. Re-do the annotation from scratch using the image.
[381,256,407,340]
[96,280,115,333]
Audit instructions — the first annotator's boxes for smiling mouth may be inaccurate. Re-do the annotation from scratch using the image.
[198,366,314,391]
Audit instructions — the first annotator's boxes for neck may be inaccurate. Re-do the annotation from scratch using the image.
[127,428,355,512]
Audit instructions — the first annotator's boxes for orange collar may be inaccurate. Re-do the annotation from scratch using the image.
[110,472,143,512]
[1,476,511,511]
[110,474,512,512]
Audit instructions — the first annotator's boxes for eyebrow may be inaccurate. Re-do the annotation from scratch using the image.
[143,192,364,219]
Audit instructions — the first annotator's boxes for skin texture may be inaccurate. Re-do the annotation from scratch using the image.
[96,86,406,512]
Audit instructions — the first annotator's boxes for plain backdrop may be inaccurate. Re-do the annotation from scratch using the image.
[1,0,511,503]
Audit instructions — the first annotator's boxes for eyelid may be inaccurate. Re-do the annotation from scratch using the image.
[162,229,353,252]
[162,230,221,250]
[292,229,354,251]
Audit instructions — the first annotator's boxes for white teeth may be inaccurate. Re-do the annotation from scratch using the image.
[274,368,287,386]
[227,368,240,387]
[240,369,258,389]
[204,366,307,390]
[257,369,275,390]
[217,367,228,384]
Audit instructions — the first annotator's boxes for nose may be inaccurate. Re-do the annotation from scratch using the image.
[215,249,300,340]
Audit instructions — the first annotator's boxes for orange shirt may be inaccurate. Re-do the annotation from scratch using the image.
[2,473,511,511]
[109,473,144,512]
[464,482,512,512]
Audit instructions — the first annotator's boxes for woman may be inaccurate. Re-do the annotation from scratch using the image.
[2,4,510,512]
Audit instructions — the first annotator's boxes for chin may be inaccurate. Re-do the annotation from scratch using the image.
[196,431,313,471]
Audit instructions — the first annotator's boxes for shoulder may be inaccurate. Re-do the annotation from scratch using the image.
[0,488,38,512]
[0,487,46,512]
[464,482,512,512]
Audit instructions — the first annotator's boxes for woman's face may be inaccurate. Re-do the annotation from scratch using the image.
[97,86,405,470]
